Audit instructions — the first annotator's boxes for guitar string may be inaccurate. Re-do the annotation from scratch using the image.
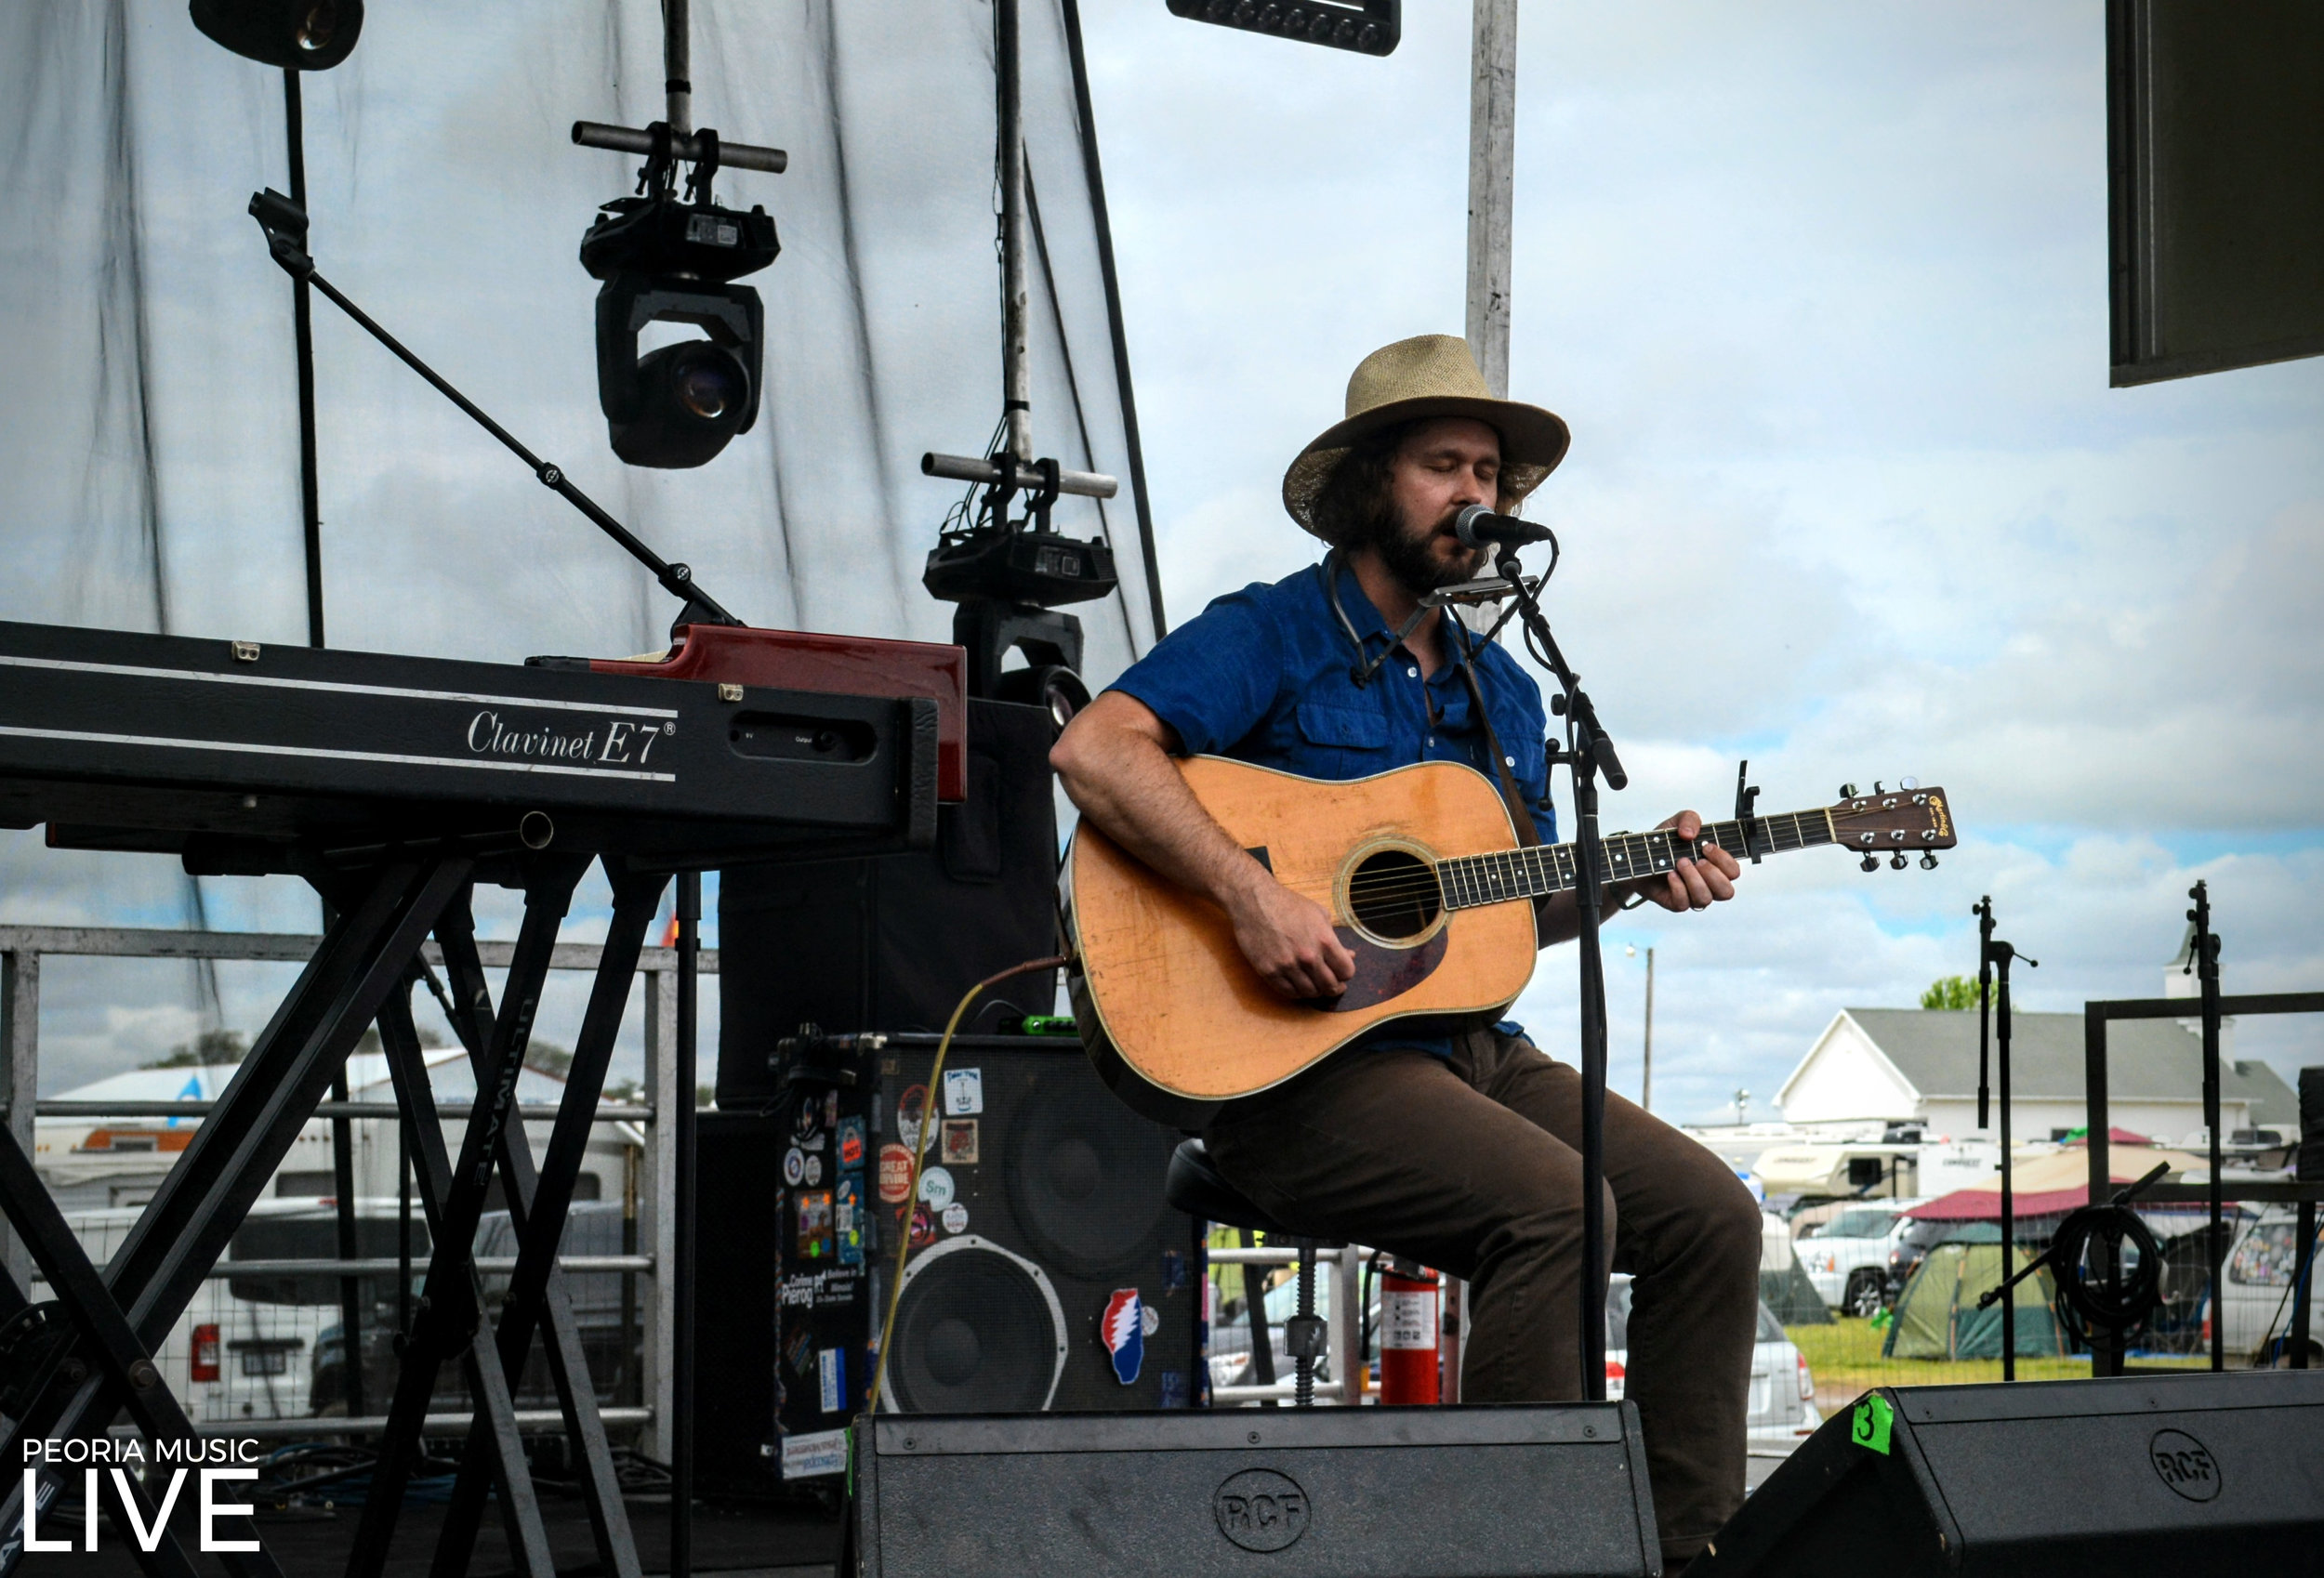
[1339,814,1838,909]
[1337,822,1792,896]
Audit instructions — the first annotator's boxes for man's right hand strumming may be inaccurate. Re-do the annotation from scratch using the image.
[1221,864,1356,1001]
[1053,689,1356,1002]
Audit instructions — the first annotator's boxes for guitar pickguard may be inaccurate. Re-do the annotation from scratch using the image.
[1317,926,1449,1011]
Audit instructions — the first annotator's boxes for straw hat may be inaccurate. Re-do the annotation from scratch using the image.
[1282,335,1570,535]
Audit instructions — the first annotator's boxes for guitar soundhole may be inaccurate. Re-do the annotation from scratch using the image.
[1347,848,1441,941]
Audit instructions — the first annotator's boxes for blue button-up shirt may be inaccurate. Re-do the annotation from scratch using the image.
[1106,557,1556,1057]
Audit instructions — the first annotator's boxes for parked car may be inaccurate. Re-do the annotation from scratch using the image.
[49,1203,337,1424]
[1882,1215,1961,1303]
[1796,1201,1926,1316]
[311,1201,641,1414]
[1607,1275,1819,1453]
[1209,1262,1821,1451]
[2202,1206,2322,1366]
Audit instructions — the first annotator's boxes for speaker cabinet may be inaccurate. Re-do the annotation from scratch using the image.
[697,1039,1202,1491]
[717,697,1063,1109]
[693,1111,787,1498]
[1694,1370,2324,1576]
[851,1404,1662,1578]
[869,1039,1199,1419]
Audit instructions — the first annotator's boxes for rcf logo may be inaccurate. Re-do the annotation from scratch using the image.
[14,1438,266,1554]
[2148,1428,2223,1502]
[1212,1468,1309,1552]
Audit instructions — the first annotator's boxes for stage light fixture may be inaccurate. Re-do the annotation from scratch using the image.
[1164,0,1399,57]
[581,141,779,469]
[190,0,364,71]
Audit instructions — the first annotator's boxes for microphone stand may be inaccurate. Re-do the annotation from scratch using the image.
[1490,542,1626,1400]
[245,188,743,639]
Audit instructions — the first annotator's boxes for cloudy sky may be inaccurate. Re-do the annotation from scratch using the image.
[1081,1,2324,1124]
[7,2,2319,1128]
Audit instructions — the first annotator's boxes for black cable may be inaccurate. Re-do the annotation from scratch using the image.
[2048,1203,2165,1335]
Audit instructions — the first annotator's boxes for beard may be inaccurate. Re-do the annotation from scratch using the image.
[1359,504,1488,597]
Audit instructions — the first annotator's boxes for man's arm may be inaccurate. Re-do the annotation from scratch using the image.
[1051,690,1356,999]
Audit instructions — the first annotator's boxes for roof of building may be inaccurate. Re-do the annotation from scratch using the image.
[1837,1008,2300,1125]
[49,1046,577,1109]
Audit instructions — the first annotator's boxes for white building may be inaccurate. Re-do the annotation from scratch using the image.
[1776,933,2303,1145]
[1776,1008,2298,1148]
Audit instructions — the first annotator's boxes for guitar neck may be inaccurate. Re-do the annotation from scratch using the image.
[1436,808,1836,911]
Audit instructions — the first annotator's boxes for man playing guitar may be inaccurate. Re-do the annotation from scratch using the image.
[1051,335,1762,1571]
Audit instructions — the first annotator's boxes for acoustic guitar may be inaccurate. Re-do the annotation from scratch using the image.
[1066,757,1956,1124]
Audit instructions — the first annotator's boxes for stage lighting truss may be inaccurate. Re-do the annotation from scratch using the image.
[1165,0,1400,57]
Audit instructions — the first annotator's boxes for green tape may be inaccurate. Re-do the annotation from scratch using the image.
[1851,1392,1895,1455]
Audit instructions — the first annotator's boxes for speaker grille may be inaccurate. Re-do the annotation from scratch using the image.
[886,1237,1065,1414]
[1005,1062,1179,1277]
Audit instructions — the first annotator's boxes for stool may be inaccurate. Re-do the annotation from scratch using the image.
[1167,1137,1333,1405]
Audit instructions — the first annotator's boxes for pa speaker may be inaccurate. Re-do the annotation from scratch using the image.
[868,1040,1197,1419]
[702,1036,1200,1489]
[851,1404,1661,1578]
[717,697,1062,1108]
[1694,1370,2324,1577]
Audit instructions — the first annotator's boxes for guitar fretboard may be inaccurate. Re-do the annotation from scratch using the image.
[1434,809,1836,911]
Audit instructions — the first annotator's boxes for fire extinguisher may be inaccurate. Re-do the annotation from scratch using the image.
[1378,1256,1439,1405]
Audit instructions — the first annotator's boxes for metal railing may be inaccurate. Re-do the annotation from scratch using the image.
[0,925,719,1458]
[1207,1241,1367,1405]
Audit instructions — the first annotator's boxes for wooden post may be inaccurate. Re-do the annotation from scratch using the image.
[1466,0,1518,397]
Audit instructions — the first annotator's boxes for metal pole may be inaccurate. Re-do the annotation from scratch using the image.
[997,0,1034,464]
[1439,1275,1463,1403]
[669,872,701,1578]
[1061,0,1168,638]
[284,70,324,649]
[2291,1198,2316,1369]
[1574,771,1610,1400]
[2191,881,2224,1373]
[663,0,692,137]
[1975,896,1994,1130]
[0,951,35,1295]
[1997,953,2015,1382]
[643,967,678,1462]
[1465,0,1517,397]
[1640,947,1655,1113]
[330,1068,365,1417]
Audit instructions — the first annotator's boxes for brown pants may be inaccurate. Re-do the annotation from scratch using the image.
[1204,1027,1762,1563]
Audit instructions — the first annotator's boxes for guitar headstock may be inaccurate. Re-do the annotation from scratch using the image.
[1829,781,1956,871]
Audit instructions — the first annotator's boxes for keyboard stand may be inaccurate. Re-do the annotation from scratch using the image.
[0,849,473,1573]
[0,849,666,1578]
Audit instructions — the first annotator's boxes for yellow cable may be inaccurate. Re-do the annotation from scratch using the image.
[865,953,1069,1415]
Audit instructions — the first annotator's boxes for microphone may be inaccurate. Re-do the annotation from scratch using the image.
[1453,504,1555,549]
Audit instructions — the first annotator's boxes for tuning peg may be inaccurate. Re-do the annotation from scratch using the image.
[1839,782,1858,799]
[1873,782,1885,795]
[1920,852,1939,871]
[1900,776,1919,791]
[1860,854,1879,873]
[1890,852,1908,871]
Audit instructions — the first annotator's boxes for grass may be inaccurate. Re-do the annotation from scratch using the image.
[1786,1315,2162,1399]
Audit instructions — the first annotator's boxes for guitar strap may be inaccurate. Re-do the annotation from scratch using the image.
[1455,652,1542,850]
